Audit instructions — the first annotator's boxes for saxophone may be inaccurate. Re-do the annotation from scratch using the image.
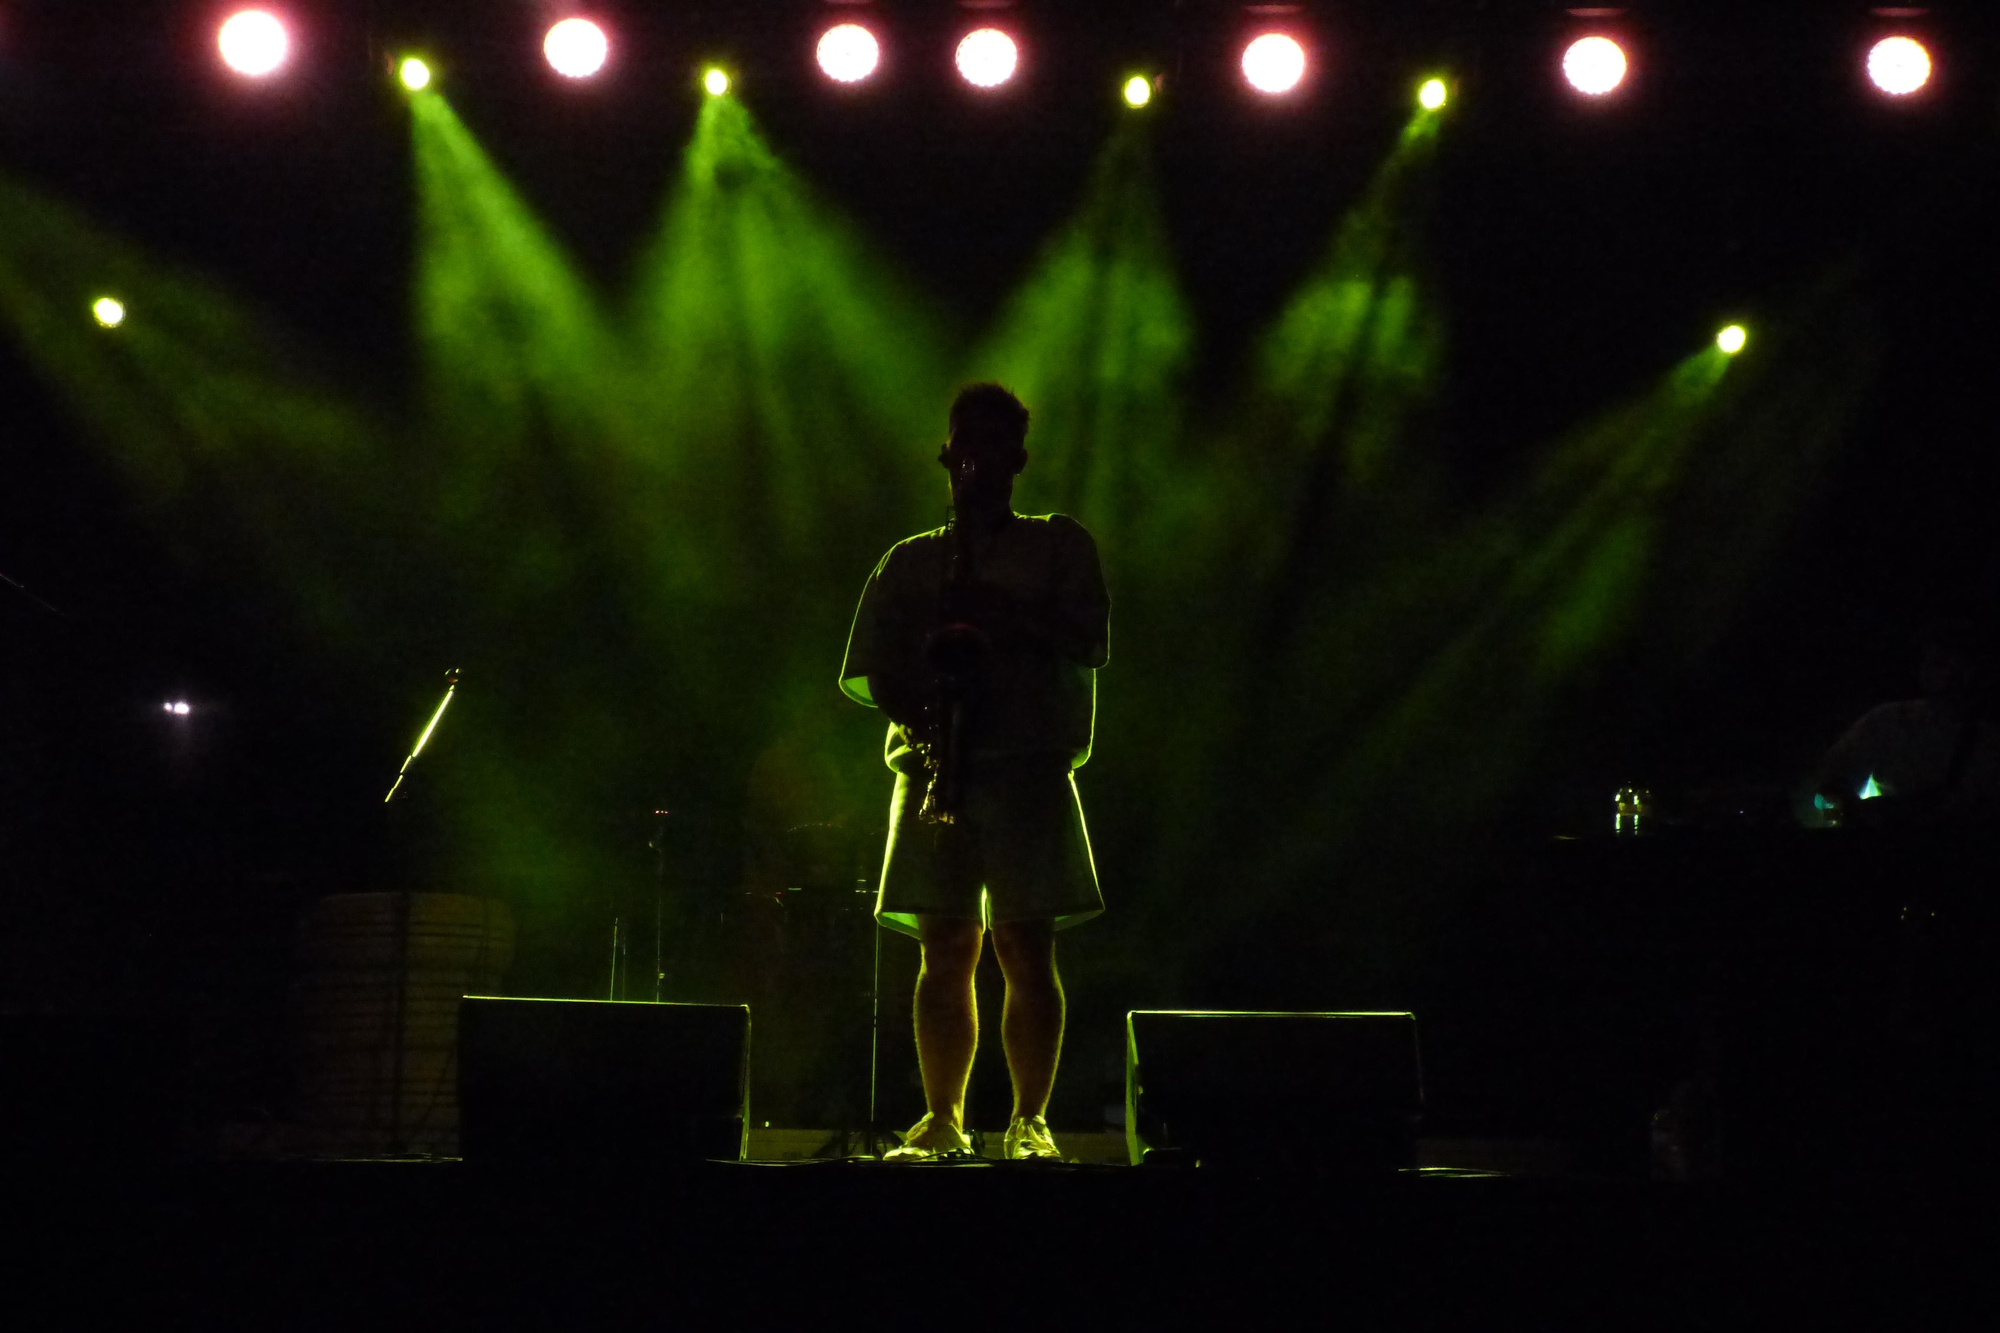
[917,504,990,824]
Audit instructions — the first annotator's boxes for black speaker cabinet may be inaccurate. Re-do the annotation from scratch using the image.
[458,997,750,1161]
[1126,1010,1422,1172]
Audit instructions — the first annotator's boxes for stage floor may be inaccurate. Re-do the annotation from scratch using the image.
[6,1153,1975,1327]
[746,1127,1580,1175]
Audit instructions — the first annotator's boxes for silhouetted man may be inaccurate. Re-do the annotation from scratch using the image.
[1817,618,1998,827]
[839,383,1109,1161]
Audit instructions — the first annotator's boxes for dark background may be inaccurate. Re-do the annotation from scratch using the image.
[3,1,1996,1141]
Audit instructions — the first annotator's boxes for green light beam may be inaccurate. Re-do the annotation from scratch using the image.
[965,115,1195,560]
[409,91,678,904]
[1227,106,1451,710]
[1241,296,1872,911]
[392,90,961,907]
[954,117,1201,985]
[411,90,623,467]
[626,88,953,761]
[1146,110,1448,941]
[1252,108,1445,493]
[0,171,401,647]
[632,93,949,570]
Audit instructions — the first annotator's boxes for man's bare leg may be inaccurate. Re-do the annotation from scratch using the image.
[912,915,984,1133]
[990,919,1063,1120]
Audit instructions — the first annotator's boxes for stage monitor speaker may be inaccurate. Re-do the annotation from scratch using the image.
[458,997,750,1161]
[1126,1010,1422,1172]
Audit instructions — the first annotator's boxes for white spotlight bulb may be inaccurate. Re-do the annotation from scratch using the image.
[218,9,289,78]
[818,24,881,84]
[1241,33,1306,95]
[1867,37,1931,97]
[1563,36,1628,96]
[544,18,609,79]
[956,28,1018,88]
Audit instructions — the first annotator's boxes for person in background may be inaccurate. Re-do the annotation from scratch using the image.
[1816,617,1998,828]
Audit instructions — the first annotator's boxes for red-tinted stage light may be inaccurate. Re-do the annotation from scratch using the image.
[1866,35,1932,96]
[1562,35,1627,96]
[217,9,289,78]
[544,18,610,80]
[956,28,1017,88]
[817,23,880,83]
[1241,33,1306,95]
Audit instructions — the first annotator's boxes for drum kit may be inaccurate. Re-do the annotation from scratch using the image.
[615,809,893,1153]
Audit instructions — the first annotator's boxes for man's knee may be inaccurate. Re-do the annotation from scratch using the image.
[917,916,983,978]
[991,920,1056,978]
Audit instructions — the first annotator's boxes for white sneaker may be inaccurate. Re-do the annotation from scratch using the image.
[1003,1114,1064,1162]
[884,1112,974,1161]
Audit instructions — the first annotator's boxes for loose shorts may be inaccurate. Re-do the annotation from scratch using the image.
[875,755,1104,937]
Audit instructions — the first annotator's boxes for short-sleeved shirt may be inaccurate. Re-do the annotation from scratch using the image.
[839,513,1109,774]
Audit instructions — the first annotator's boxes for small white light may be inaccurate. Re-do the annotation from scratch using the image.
[218,9,289,79]
[817,24,881,84]
[544,18,609,80]
[1563,36,1628,97]
[1867,36,1931,97]
[956,29,1018,89]
[167,702,191,716]
[1241,33,1307,95]
[92,297,125,328]
[704,67,730,96]
[399,57,432,91]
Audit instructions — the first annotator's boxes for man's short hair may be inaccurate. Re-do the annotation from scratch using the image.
[948,383,1030,446]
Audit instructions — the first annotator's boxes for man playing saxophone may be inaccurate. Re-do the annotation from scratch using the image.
[838,383,1110,1161]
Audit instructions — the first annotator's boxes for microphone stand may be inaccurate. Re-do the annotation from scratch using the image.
[384,671,459,806]
[381,668,460,1156]
[868,877,883,1157]
[649,811,669,1003]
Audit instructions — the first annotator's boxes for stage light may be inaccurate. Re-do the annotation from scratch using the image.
[703,67,730,96]
[956,28,1018,88]
[1716,324,1747,355]
[91,296,125,328]
[217,9,289,78]
[165,701,191,716]
[399,57,432,91]
[1562,36,1627,96]
[544,18,609,80]
[1123,75,1153,109]
[817,23,880,83]
[1867,36,1931,96]
[1418,77,1448,111]
[1241,34,1306,95]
